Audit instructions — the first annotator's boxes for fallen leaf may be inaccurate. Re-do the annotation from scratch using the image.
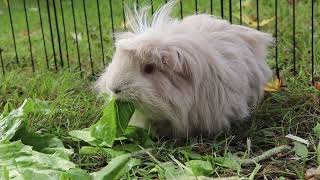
[28,7,38,12]
[233,14,275,28]
[260,17,276,27]
[242,0,254,9]
[313,123,320,138]
[90,154,132,180]
[185,160,213,176]
[314,82,320,91]
[293,141,308,159]
[264,77,283,92]
[70,32,82,42]
[305,166,320,180]
[285,134,309,146]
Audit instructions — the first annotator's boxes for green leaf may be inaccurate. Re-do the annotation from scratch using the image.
[91,154,131,180]
[79,146,126,158]
[0,166,9,180]
[0,141,76,179]
[294,141,308,159]
[90,98,135,147]
[0,100,31,143]
[68,128,100,146]
[12,126,73,159]
[69,97,135,147]
[213,156,241,170]
[119,126,152,144]
[60,169,92,180]
[157,162,193,179]
[0,99,51,143]
[185,160,213,176]
[0,99,72,160]
[313,123,320,138]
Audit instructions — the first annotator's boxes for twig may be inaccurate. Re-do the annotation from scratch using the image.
[241,145,291,166]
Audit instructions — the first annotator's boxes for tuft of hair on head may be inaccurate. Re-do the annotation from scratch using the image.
[123,0,177,34]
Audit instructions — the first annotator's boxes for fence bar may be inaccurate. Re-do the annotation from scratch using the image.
[151,0,154,14]
[195,0,198,14]
[46,0,58,71]
[109,0,115,45]
[83,0,94,75]
[275,0,279,79]
[37,0,49,69]
[220,0,224,18]
[97,0,105,67]
[311,0,314,84]
[180,1,183,19]
[0,49,4,75]
[240,0,242,24]
[256,0,259,30]
[229,0,232,23]
[23,0,35,72]
[52,0,64,67]
[136,0,139,11]
[60,0,70,68]
[210,0,213,15]
[122,0,127,30]
[293,0,296,75]
[7,0,19,64]
[71,0,82,74]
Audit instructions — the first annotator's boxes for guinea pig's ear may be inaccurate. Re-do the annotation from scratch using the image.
[159,49,192,80]
[115,35,138,55]
[115,32,135,42]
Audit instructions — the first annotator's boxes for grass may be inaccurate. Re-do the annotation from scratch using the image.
[0,0,320,179]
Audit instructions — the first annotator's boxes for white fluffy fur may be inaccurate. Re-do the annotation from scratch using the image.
[96,1,273,137]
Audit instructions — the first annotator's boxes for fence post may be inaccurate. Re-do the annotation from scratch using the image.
[71,0,82,75]
[109,0,115,45]
[311,0,314,84]
[83,0,94,75]
[46,0,58,71]
[97,0,106,67]
[275,0,280,79]
[256,0,259,30]
[7,0,19,65]
[23,0,35,72]
[37,0,49,69]
[292,0,296,75]
[52,0,64,68]
[0,49,5,76]
[240,0,242,24]
[60,0,70,69]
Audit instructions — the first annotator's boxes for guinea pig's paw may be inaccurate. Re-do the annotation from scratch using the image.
[151,120,174,138]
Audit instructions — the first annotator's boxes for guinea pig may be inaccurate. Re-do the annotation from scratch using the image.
[95,0,273,138]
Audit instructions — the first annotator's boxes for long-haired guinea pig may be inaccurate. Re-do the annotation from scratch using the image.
[96,0,273,138]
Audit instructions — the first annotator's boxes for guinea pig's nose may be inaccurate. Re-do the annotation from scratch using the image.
[110,87,121,94]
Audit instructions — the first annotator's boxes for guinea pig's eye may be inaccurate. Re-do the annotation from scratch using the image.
[143,63,155,74]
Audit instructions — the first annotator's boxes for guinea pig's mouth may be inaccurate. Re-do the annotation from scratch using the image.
[113,91,136,102]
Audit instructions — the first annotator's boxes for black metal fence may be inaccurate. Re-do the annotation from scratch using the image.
[0,0,318,84]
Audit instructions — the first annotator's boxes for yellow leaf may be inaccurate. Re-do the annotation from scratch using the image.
[264,78,283,92]
[259,17,275,27]
[233,15,275,28]
[242,0,254,9]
